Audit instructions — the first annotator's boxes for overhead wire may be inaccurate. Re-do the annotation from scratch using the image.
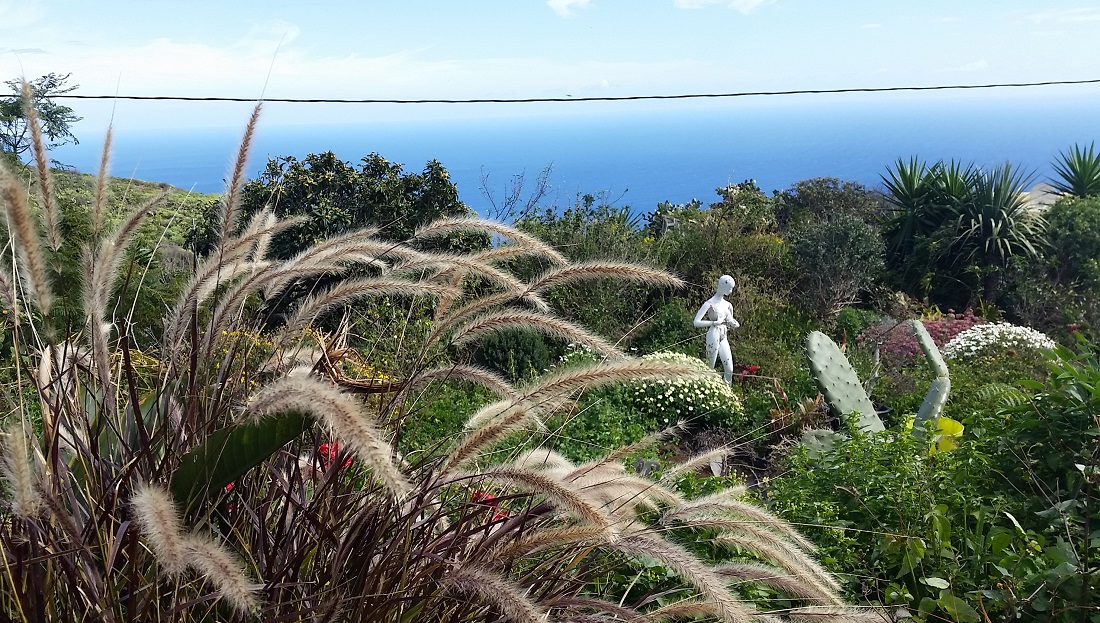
[48,78,1100,105]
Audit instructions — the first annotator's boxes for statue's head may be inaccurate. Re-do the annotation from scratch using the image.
[717,274,735,295]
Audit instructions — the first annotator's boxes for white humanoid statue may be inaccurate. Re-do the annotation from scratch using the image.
[693,275,740,385]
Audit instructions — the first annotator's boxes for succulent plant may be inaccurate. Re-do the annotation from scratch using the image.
[910,319,951,433]
[804,330,884,433]
[804,320,951,437]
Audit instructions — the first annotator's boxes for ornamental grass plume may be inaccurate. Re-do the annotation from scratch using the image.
[0,103,864,623]
[0,423,43,518]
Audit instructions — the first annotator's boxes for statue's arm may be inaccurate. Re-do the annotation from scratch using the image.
[724,302,740,328]
[693,301,720,328]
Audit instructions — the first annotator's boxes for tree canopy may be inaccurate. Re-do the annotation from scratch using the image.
[230,151,476,258]
[0,73,82,159]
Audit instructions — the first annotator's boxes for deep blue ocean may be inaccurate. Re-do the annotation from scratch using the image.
[52,89,1100,215]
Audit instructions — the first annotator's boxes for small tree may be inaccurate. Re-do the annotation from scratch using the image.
[0,73,82,158]
[236,151,476,259]
[774,176,882,232]
[789,212,884,319]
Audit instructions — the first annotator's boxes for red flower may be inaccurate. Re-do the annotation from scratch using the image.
[318,441,354,471]
[472,490,509,521]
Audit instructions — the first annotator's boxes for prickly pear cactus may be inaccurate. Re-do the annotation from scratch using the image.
[804,331,884,433]
[910,320,951,432]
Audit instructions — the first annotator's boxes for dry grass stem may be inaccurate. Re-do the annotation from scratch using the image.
[283,278,456,336]
[570,423,686,479]
[163,215,301,349]
[615,534,754,623]
[244,376,412,497]
[492,525,609,562]
[715,562,832,602]
[1,424,44,518]
[131,483,188,575]
[0,268,14,308]
[220,103,262,242]
[86,191,168,324]
[781,606,889,623]
[648,598,721,622]
[182,533,261,616]
[92,126,113,233]
[21,81,61,251]
[666,494,818,554]
[442,404,534,473]
[471,467,615,532]
[414,216,568,265]
[713,533,841,605]
[393,251,527,295]
[521,360,704,408]
[659,445,733,483]
[406,364,517,400]
[550,597,651,623]
[511,448,576,473]
[526,261,684,294]
[452,310,622,358]
[569,470,682,516]
[0,164,53,315]
[444,565,549,623]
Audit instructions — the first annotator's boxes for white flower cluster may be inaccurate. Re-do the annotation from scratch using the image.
[629,352,743,425]
[552,343,602,370]
[942,322,1056,360]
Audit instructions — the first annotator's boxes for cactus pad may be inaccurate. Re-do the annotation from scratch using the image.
[910,320,951,431]
[910,320,949,378]
[915,377,951,431]
[804,331,883,433]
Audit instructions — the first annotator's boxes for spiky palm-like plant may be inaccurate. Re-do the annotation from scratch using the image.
[1051,142,1100,199]
[883,158,1047,306]
[942,163,1046,305]
[0,93,878,622]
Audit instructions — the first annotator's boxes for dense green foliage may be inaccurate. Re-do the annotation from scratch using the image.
[236,151,475,256]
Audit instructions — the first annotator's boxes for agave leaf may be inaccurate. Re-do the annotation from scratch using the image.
[170,411,310,511]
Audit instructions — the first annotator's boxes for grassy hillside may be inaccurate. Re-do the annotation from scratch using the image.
[49,168,219,248]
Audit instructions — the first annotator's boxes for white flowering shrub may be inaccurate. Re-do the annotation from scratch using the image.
[628,352,745,428]
[942,322,1056,360]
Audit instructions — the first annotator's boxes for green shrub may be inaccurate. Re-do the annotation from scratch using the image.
[629,301,701,355]
[399,382,495,457]
[833,307,880,343]
[473,327,554,381]
[788,212,884,319]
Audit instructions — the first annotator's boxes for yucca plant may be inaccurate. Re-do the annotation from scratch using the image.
[1051,142,1100,199]
[0,87,880,622]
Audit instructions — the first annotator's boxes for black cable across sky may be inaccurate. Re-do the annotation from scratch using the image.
[49,78,1100,105]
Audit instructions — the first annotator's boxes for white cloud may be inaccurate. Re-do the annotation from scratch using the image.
[953,60,988,72]
[0,0,46,31]
[547,0,592,18]
[1028,8,1100,23]
[673,0,724,8]
[674,0,775,14]
[728,0,775,14]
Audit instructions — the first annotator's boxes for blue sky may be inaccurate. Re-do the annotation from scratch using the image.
[2,0,1099,130]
